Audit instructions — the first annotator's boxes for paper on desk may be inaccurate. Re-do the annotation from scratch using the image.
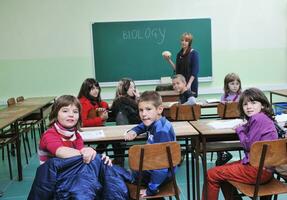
[208,119,243,129]
[79,130,105,141]
[206,99,220,103]
[163,101,178,107]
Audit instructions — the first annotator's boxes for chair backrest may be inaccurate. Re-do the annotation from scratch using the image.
[250,138,287,168]
[16,96,24,102]
[169,104,201,121]
[7,98,16,106]
[217,102,240,119]
[128,141,181,171]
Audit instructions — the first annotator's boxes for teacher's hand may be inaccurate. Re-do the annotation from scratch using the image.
[162,51,171,60]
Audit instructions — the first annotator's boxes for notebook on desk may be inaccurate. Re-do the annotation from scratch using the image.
[208,119,243,129]
[206,99,220,104]
[79,130,105,141]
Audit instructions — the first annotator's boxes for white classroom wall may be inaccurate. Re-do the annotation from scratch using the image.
[0,0,286,103]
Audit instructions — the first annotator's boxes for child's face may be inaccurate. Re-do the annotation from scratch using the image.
[127,82,136,97]
[228,80,240,94]
[57,104,79,128]
[243,100,263,117]
[89,85,99,98]
[138,101,163,127]
[172,78,186,93]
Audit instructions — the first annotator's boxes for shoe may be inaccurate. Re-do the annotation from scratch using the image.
[215,152,233,166]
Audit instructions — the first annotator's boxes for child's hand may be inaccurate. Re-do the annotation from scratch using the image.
[99,110,108,121]
[232,121,247,130]
[140,189,147,197]
[124,131,137,141]
[101,154,112,166]
[80,147,97,164]
[133,89,140,99]
[96,107,106,112]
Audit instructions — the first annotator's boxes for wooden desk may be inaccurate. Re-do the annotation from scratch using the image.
[157,90,179,102]
[81,121,199,200]
[190,119,242,200]
[0,96,55,181]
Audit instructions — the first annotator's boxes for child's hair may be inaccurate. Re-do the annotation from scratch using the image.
[172,74,186,84]
[139,91,162,108]
[181,32,193,46]
[238,88,274,120]
[78,78,102,103]
[49,95,82,130]
[223,73,242,95]
[116,78,135,98]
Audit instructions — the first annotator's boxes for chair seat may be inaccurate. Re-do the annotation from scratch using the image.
[229,178,287,197]
[127,181,180,199]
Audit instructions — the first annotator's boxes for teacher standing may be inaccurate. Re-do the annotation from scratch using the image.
[163,32,199,97]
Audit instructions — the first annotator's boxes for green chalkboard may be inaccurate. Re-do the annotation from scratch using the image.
[92,18,212,83]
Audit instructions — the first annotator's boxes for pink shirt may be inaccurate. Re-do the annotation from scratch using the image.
[39,126,84,164]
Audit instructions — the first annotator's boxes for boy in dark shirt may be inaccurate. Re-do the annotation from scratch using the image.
[172,74,196,105]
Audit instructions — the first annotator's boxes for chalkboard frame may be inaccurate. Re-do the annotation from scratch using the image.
[92,18,212,86]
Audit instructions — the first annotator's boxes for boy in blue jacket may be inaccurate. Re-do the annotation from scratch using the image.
[124,91,176,198]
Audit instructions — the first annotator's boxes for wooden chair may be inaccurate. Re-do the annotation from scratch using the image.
[127,142,181,200]
[169,104,201,121]
[217,102,240,119]
[7,97,16,106]
[16,96,24,102]
[155,84,174,91]
[6,97,32,164]
[16,96,42,156]
[228,138,287,199]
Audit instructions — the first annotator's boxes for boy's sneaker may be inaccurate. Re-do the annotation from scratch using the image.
[215,152,233,166]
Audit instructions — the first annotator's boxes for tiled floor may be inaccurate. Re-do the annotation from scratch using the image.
[1,135,287,200]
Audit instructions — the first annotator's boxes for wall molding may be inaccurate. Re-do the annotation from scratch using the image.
[0,83,286,106]
[99,76,213,87]
[100,83,287,100]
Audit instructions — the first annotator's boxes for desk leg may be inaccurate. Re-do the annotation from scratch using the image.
[270,92,273,105]
[195,137,200,200]
[191,153,195,200]
[15,122,23,181]
[40,109,45,134]
[185,138,191,200]
[202,137,207,200]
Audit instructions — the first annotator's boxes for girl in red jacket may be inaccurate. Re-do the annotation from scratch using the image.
[78,78,109,127]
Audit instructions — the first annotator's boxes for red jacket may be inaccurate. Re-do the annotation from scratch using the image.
[79,96,109,127]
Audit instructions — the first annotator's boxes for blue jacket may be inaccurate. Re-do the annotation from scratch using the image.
[131,117,176,144]
[28,155,132,200]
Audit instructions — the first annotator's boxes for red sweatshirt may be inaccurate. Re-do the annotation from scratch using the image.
[79,96,109,127]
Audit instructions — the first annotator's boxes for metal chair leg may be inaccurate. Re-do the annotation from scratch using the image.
[6,144,13,180]
[21,133,28,164]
